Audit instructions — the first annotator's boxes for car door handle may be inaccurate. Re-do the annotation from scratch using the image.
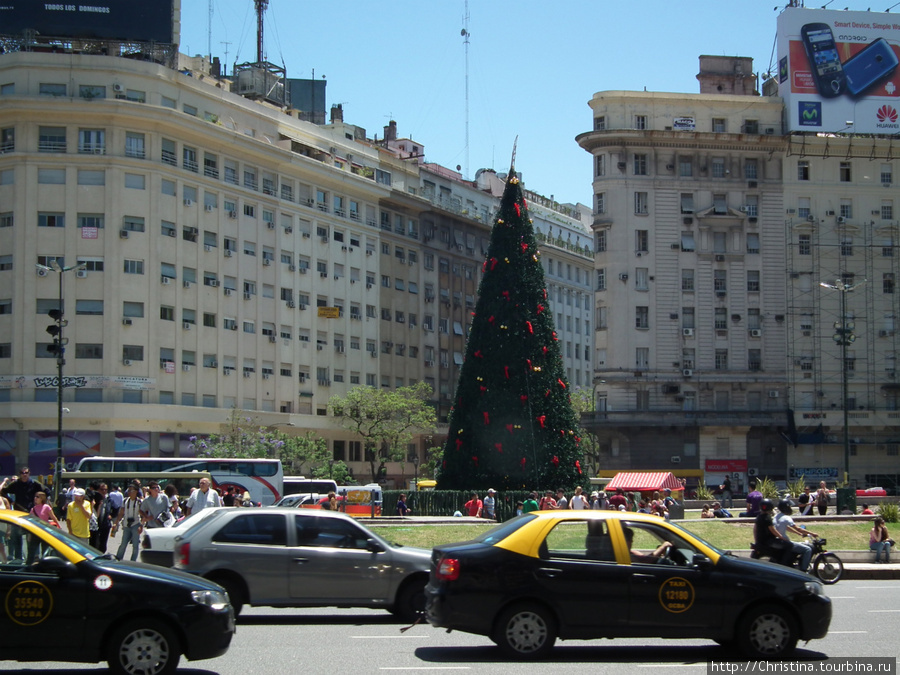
[633,573,656,582]
[293,557,309,564]
[535,567,562,579]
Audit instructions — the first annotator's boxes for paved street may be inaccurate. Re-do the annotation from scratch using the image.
[4,580,899,674]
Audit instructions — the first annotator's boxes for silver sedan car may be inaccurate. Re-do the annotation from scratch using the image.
[171,507,431,620]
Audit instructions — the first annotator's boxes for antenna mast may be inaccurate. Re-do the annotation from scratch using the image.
[255,0,269,63]
[207,0,213,62]
[461,1,470,180]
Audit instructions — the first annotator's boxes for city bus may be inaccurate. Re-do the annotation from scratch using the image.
[60,471,212,501]
[74,457,284,505]
[282,476,338,497]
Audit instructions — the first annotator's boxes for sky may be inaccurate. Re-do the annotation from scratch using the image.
[178,0,885,207]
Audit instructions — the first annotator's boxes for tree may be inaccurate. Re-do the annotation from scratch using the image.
[190,409,285,459]
[279,431,354,485]
[570,387,602,477]
[438,165,583,490]
[329,382,437,483]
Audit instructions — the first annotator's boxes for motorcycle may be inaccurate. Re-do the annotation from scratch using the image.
[750,536,843,584]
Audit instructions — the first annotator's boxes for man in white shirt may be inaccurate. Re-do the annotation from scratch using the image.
[185,477,222,515]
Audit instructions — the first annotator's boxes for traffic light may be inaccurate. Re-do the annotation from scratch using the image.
[46,308,67,358]
[832,320,856,346]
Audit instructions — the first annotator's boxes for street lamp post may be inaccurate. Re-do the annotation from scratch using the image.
[820,278,864,486]
[412,452,420,490]
[37,261,85,506]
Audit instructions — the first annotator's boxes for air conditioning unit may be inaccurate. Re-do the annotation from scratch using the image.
[739,205,749,213]
[370,351,377,358]
[682,368,693,377]
[366,250,373,256]
[112,83,124,92]
[302,232,310,238]
[224,249,233,257]
[243,371,252,378]
[228,211,237,219]
[205,204,214,212]
[263,258,271,266]
[289,264,296,271]
[183,280,191,288]
[671,243,681,250]
[266,221,275,229]
[161,276,170,285]
[366,283,373,289]
[880,330,892,337]
[424,360,435,367]
[682,328,694,337]
[223,368,231,376]
[807,215,816,222]
[768,390,779,398]
[230,325,237,331]
[76,269,88,278]
[670,456,682,464]
[122,359,132,366]
[210,360,218,368]
[224,288,233,296]
[320,272,327,278]
[36,268,48,277]
[298,304,307,310]
[299,267,307,274]
[120,229,129,239]
[243,292,251,300]
[837,216,846,224]
[748,467,759,477]
[183,322,192,330]
[182,364,192,371]
[320,236,329,243]
[619,273,628,282]
[316,345,323,351]
[287,301,296,309]
[284,227,293,234]
[715,255,725,262]
[208,279,218,287]
[749,329,762,337]
[122,318,133,326]
[183,199,194,207]
[204,245,213,252]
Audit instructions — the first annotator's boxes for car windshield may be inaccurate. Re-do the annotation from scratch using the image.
[21,515,108,559]
[471,514,537,545]
[662,518,725,556]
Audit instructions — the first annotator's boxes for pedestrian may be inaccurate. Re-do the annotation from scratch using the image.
[29,491,59,527]
[869,516,893,563]
[798,485,815,516]
[164,483,183,520]
[608,488,627,511]
[66,488,92,546]
[861,504,874,515]
[396,493,410,516]
[721,474,733,509]
[538,490,557,510]
[91,483,114,553]
[185,477,223,515]
[816,481,830,516]
[140,481,173,528]
[464,492,482,517]
[113,484,143,561]
[482,489,497,520]
[741,480,763,517]
[522,492,539,513]
[555,489,568,510]
[570,486,588,510]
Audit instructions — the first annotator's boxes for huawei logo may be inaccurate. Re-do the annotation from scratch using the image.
[877,105,898,124]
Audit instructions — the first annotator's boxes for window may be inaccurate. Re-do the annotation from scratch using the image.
[681,232,695,252]
[38,168,65,184]
[634,192,648,215]
[715,308,728,330]
[635,268,648,291]
[711,158,726,178]
[635,348,649,370]
[633,153,648,175]
[160,306,174,321]
[122,301,144,318]
[679,157,692,177]
[38,212,64,228]
[76,214,104,231]
[635,306,649,329]
[78,128,105,154]
[839,162,852,182]
[799,234,811,255]
[681,269,694,291]
[713,194,728,215]
[635,230,648,253]
[747,270,761,292]
[881,163,893,185]
[123,345,143,362]
[595,231,606,253]
[715,349,728,370]
[839,199,852,220]
[596,269,606,291]
[798,161,810,181]
[714,270,727,294]
[744,159,758,180]
[595,155,606,177]
[712,118,726,132]
[75,299,103,315]
[122,216,145,232]
[75,343,103,359]
[125,132,145,159]
[884,273,895,294]
[594,116,606,131]
[633,115,647,130]
[746,233,760,254]
[841,236,853,257]
[882,201,894,220]
[124,173,145,189]
[77,169,104,186]
[38,126,66,152]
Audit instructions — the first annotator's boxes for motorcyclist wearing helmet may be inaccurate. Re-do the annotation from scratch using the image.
[754,498,793,565]
[775,498,820,572]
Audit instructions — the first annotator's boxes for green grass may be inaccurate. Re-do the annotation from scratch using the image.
[372,519,875,552]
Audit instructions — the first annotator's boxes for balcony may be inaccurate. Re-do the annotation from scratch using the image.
[582,409,784,428]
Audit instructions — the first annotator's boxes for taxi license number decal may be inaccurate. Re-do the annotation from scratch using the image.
[5,580,54,626]
[658,577,695,614]
[94,574,113,591]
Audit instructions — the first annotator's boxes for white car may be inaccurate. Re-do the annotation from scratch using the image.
[140,508,224,566]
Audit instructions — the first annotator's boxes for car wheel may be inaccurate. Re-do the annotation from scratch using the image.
[737,604,798,660]
[106,618,180,675]
[391,578,427,623]
[493,603,557,660]
[209,575,245,617]
[813,553,843,585]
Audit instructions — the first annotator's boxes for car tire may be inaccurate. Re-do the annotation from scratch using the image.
[493,603,557,660]
[209,574,246,617]
[813,553,843,585]
[106,618,181,675]
[391,577,427,623]
[736,604,798,660]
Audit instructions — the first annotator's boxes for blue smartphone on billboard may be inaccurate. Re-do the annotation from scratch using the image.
[842,38,899,97]
[801,23,845,97]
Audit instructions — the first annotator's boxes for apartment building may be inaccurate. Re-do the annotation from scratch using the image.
[0,49,592,485]
[577,56,900,490]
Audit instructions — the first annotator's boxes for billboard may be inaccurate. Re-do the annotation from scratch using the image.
[0,0,174,44]
[777,7,900,134]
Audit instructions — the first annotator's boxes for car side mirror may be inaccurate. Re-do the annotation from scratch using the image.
[366,538,385,553]
[34,555,78,577]
[692,553,713,571]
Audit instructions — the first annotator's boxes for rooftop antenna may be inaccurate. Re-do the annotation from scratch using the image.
[207,0,213,63]
[461,0,470,180]
[221,41,232,76]
[256,0,269,63]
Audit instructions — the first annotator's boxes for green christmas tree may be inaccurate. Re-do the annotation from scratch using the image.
[438,162,583,490]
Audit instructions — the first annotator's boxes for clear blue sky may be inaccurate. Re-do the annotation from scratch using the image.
[178,0,879,206]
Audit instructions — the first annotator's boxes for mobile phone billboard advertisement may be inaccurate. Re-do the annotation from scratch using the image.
[777,7,900,134]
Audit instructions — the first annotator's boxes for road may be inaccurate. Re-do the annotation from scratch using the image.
[4,581,899,674]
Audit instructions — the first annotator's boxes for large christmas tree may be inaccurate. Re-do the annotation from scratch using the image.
[438,162,583,490]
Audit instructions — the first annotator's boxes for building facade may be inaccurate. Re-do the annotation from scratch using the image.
[0,49,591,486]
[578,56,900,491]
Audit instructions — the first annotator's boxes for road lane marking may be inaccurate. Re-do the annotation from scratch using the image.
[826,596,856,599]
[352,635,431,639]
[868,609,900,612]
[380,668,471,671]
[828,631,868,634]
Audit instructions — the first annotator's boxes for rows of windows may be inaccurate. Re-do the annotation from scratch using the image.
[592,116,761,135]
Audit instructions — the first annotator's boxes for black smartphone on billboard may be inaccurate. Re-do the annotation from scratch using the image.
[843,38,899,97]
[801,23,845,97]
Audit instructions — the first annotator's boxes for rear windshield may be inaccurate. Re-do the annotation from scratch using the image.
[471,514,537,545]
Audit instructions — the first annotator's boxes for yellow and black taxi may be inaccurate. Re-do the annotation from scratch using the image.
[425,511,831,660]
[0,509,234,675]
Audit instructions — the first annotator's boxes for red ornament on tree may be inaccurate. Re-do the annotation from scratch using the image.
[521,242,529,253]
[506,423,514,435]
[483,411,490,425]
[526,321,534,334]
[495,443,503,453]
[504,366,510,380]
[514,203,521,217]
[455,438,463,451]
[537,415,546,428]
[575,460,582,474]
[520,457,527,470]
[558,378,566,389]
[472,456,479,467]
[502,290,510,301]
[536,303,544,314]
[551,455,559,467]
